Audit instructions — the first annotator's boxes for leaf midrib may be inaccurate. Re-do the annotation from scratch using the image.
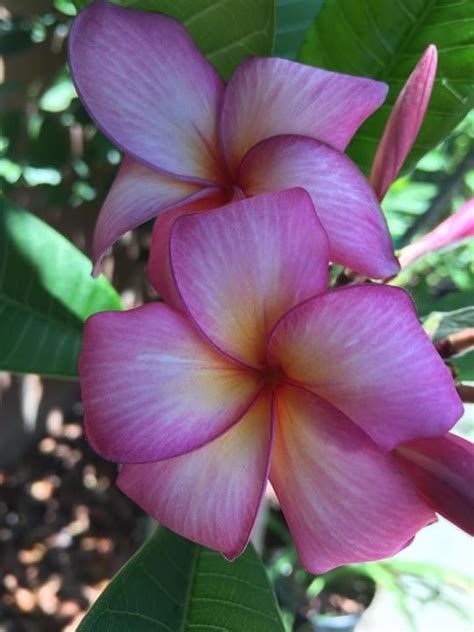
[182,544,199,632]
[0,288,83,336]
[364,0,438,81]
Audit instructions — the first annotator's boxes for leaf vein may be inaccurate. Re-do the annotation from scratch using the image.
[142,565,185,608]
[191,596,279,622]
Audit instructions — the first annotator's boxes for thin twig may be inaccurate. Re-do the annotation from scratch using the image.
[457,384,474,404]
[436,328,474,359]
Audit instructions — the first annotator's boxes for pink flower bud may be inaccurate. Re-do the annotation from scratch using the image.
[371,45,437,201]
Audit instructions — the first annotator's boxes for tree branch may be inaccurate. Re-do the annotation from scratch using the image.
[436,328,474,359]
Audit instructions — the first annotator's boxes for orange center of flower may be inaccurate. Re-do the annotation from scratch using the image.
[262,365,284,390]
[224,184,245,203]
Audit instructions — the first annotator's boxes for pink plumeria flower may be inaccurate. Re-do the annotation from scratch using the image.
[371,45,438,201]
[394,433,474,535]
[79,189,462,573]
[69,0,399,307]
[399,198,474,268]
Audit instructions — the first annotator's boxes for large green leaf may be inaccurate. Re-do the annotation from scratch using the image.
[72,0,275,80]
[274,0,323,60]
[300,0,474,174]
[0,198,122,378]
[424,306,474,341]
[78,527,285,631]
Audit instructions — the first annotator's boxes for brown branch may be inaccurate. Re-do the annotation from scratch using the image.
[334,269,374,287]
[457,384,474,404]
[436,328,474,359]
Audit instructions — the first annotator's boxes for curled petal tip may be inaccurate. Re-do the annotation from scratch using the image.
[370,45,438,200]
[394,433,474,535]
[91,262,101,279]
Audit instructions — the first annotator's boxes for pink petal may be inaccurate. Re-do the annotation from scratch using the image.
[400,198,474,268]
[147,189,229,310]
[118,391,273,559]
[239,135,399,279]
[79,303,262,463]
[92,156,218,274]
[69,2,225,184]
[220,57,388,176]
[170,189,329,368]
[370,45,438,200]
[267,285,463,449]
[270,385,435,573]
[394,433,474,535]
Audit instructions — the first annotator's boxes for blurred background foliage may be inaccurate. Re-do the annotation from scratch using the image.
[0,1,473,631]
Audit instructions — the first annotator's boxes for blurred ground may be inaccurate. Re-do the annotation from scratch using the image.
[360,519,474,632]
[360,405,474,631]
[0,378,145,631]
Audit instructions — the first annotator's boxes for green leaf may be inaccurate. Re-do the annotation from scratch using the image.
[299,0,474,174]
[274,0,323,60]
[0,197,122,378]
[449,352,474,382]
[423,306,474,340]
[78,527,285,632]
[72,0,275,80]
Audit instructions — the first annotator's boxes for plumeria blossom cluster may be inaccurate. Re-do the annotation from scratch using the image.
[73,1,474,572]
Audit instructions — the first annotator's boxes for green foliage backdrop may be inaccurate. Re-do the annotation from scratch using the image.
[0,197,122,377]
[300,0,474,174]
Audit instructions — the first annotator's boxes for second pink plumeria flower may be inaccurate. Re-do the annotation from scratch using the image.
[400,198,474,268]
[69,0,399,306]
[395,433,474,535]
[80,190,462,573]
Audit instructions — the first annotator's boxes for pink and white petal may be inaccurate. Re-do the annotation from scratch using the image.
[69,2,225,184]
[118,391,273,559]
[370,45,437,200]
[220,57,388,176]
[400,198,474,268]
[268,285,463,449]
[270,385,434,574]
[92,156,215,274]
[79,303,262,464]
[394,433,474,535]
[239,136,399,279]
[170,189,329,368]
[148,189,229,310]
